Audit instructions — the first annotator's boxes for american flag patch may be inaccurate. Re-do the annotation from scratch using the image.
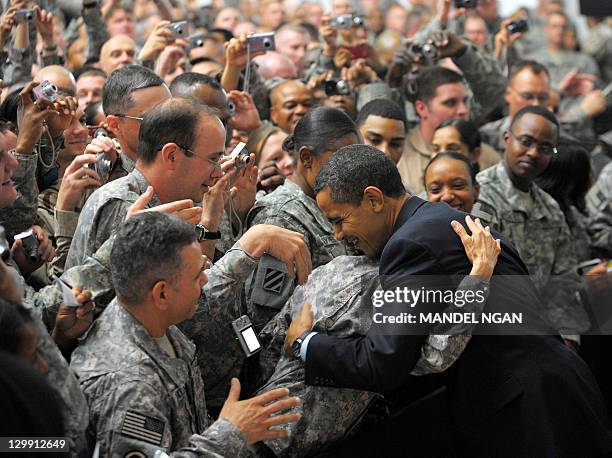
[120,410,165,446]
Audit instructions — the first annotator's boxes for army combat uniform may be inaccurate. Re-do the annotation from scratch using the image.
[244,180,346,329]
[71,299,246,457]
[472,162,590,337]
[587,161,612,258]
[253,255,490,456]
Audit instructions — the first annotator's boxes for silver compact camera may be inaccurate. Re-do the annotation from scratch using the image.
[247,32,275,53]
[14,8,35,23]
[167,21,188,39]
[325,79,350,97]
[229,142,251,170]
[331,14,364,29]
[33,80,59,103]
[87,153,112,185]
[14,229,39,263]
[188,32,206,49]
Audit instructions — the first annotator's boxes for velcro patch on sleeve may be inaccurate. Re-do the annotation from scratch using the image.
[120,410,165,446]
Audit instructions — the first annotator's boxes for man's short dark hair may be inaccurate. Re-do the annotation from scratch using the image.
[102,65,164,116]
[169,72,223,97]
[314,144,405,205]
[138,97,221,164]
[355,98,406,130]
[74,65,107,81]
[414,67,464,105]
[510,105,560,134]
[508,60,550,85]
[110,212,197,306]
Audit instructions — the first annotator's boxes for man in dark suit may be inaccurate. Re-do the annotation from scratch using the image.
[285,145,612,457]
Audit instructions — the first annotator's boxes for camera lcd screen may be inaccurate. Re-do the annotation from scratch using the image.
[241,327,261,352]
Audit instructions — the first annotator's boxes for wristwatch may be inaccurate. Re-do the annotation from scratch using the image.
[291,331,312,358]
[195,224,221,241]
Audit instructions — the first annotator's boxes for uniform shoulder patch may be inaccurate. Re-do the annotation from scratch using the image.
[470,202,495,223]
[120,410,165,446]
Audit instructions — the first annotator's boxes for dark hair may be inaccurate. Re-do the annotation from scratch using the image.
[423,151,476,187]
[282,107,358,158]
[190,56,221,67]
[85,101,104,126]
[74,65,107,81]
[508,60,550,84]
[510,105,560,134]
[435,118,481,153]
[0,298,34,356]
[414,67,464,104]
[355,98,406,130]
[169,72,223,97]
[138,97,221,164]
[102,65,164,116]
[314,144,405,205]
[535,137,591,212]
[0,86,25,126]
[209,28,234,42]
[110,212,197,305]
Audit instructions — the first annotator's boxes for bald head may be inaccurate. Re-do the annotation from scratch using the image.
[99,35,136,76]
[254,51,297,80]
[34,65,76,95]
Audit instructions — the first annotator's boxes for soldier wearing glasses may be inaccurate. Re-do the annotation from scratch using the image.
[472,105,590,345]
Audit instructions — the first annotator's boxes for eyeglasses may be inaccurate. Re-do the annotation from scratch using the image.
[509,87,550,103]
[114,114,144,122]
[508,130,557,156]
[175,144,223,170]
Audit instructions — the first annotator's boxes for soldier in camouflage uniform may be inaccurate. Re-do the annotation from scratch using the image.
[244,107,356,330]
[472,106,590,339]
[587,161,612,258]
[253,243,494,456]
[71,212,300,457]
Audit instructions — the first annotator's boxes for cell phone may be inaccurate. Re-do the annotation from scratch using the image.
[167,21,188,39]
[247,32,275,53]
[342,44,369,60]
[232,315,262,357]
[454,0,477,8]
[54,277,81,307]
[578,258,602,275]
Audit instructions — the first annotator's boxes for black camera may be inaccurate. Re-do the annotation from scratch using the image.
[247,32,276,53]
[14,229,39,264]
[454,0,477,8]
[325,79,350,97]
[14,8,35,23]
[507,19,529,34]
[33,80,59,103]
[411,42,439,60]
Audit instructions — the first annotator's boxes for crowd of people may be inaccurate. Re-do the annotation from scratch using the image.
[1,0,612,455]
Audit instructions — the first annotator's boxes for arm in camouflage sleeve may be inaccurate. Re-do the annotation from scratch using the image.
[200,241,259,322]
[90,379,246,457]
[82,4,109,63]
[410,276,489,375]
[0,151,39,239]
[587,187,612,258]
[453,44,507,120]
[49,208,80,277]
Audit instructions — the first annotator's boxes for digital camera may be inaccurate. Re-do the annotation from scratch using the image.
[411,42,439,60]
[331,14,364,29]
[325,79,351,97]
[454,0,477,8]
[229,142,251,170]
[167,21,188,39]
[14,8,35,23]
[507,19,529,34]
[14,229,39,263]
[33,80,59,103]
[247,32,275,53]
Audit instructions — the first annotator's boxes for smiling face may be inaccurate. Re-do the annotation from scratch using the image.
[258,131,293,177]
[504,112,557,182]
[359,115,406,164]
[316,187,388,259]
[425,156,479,213]
[270,81,314,133]
[0,131,19,208]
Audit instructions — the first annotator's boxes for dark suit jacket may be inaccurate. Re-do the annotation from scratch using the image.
[305,197,612,456]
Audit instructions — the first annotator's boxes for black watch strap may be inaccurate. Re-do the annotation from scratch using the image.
[195,224,221,241]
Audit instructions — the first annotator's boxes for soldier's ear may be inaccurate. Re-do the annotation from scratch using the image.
[299,146,313,169]
[363,186,384,212]
[160,143,179,170]
[152,281,170,310]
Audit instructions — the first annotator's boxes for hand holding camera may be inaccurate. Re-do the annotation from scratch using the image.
[319,13,338,55]
[139,20,177,63]
[429,31,467,59]
[494,17,527,59]
[226,91,262,133]
[56,154,102,212]
[15,81,56,155]
[11,226,54,274]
